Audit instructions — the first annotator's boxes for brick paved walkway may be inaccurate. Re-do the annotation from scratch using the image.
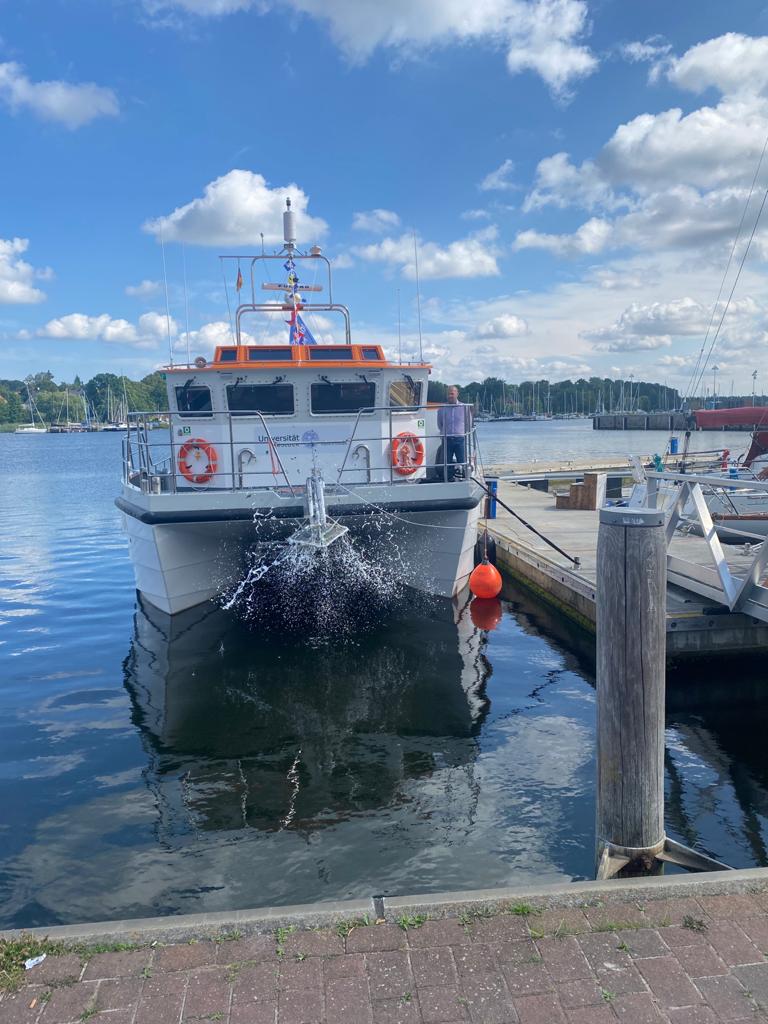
[4,888,768,1023]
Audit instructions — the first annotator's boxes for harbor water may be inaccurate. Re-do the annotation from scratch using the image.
[0,422,765,929]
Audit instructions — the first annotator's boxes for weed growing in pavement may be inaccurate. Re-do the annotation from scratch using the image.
[213,931,242,944]
[507,903,538,917]
[682,916,707,933]
[457,906,495,929]
[275,926,296,959]
[396,914,428,932]
[600,988,615,1003]
[334,916,371,939]
[0,937,68,993]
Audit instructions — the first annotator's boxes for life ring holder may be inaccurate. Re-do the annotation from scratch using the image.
[178,438,219,485]
[391,431,425,476]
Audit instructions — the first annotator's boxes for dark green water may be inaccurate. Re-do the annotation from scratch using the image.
[0,426,765,929]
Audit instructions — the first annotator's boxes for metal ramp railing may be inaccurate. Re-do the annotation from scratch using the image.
[632,469,768,623]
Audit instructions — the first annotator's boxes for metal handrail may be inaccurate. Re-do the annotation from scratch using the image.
[235,302,352,344]
[123,404,476,494]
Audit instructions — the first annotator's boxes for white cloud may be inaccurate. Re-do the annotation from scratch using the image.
[0,238,48,304]
[599,98,768,192]
[514,217,611,257]
[143,170,328,246]
[476,314,529,338]
[177,320,237,353]
[357,226,500,279]
[144,0,252,12]
[148,0,598,99]
[516,33,768,270]
[658,354,692,367]
[125,279,161,297]
[582,294,768,356]
[665,32,768,98]
[479,159,516,192]
[0,62,118,129]
[504,0,597,99]
[621,36,671,63]
[592,336,672,352]
[461,209,491,221]
[523,152,618,212]
[582,298,709,343]
[36,311,176,348]
[352,209,401,232]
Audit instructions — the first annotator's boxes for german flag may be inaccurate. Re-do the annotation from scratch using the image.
[235,267,243,291]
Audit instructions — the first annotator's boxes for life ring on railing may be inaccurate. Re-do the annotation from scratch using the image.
[391,431,425,476]
[178,438,218,485]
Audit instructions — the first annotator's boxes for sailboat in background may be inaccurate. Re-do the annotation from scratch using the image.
[14,382,47,434]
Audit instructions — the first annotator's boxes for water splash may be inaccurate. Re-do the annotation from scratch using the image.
[221,532,407,641]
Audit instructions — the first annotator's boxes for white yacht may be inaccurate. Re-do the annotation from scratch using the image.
[117,202,485,614]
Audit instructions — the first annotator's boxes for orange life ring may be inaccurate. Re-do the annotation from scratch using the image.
[178,438,218,485]
[391,431,425,476]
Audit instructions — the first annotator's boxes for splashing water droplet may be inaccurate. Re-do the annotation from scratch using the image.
[221,531,407,643]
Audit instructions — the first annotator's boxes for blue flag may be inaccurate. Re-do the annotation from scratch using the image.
[289,313,317,345]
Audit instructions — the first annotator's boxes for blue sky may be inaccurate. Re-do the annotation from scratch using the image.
[3,0,768,395]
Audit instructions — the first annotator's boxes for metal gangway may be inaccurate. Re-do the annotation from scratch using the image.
[630,464,768,624]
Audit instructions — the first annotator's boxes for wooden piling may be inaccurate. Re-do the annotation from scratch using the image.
[595,506,666,877]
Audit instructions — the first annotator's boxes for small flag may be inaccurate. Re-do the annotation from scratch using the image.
[289,313,317,345]
[235,267,243,291]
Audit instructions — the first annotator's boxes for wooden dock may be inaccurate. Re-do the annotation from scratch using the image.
[485,480,768,656]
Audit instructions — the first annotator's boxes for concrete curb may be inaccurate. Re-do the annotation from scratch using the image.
[3,867,768,946]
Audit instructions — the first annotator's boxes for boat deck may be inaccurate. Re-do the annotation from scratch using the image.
[485,481,768,656]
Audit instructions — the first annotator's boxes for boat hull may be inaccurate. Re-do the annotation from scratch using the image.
[121,499,481,614]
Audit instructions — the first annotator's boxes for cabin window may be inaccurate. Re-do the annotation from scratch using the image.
[218,348,238,362]
[308,347,354,361]
[389,380,423,408]
[248,347,294,361]
[311,382,376,414]
[175,385,212,417]
[362,347,382,361]
[226,384,294,416]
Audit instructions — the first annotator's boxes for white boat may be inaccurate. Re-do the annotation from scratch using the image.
[15,382,47,433]
[686,413,768,541]
[117,201,485,615]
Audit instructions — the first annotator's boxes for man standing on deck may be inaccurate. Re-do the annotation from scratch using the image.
[436,386,469,481]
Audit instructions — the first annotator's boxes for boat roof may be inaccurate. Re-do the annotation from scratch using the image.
[164,344,431,372]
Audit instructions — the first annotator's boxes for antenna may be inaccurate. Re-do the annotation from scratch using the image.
[182,243,191,366]
[220,257,235,344]
[160,226,174,367]
[397,288,402,363]
[413,233,423,362]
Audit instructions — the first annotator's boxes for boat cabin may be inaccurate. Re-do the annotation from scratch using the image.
[162,342,438,490]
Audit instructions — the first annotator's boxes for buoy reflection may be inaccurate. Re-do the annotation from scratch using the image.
[470,597,503,631]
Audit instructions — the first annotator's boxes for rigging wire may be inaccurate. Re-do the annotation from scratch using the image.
[413,233,424,362]
[684,132,768,402]
[182,243,191,366]
[160,227,174,367]
[690,181,768,400]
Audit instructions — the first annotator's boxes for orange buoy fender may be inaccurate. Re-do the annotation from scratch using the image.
[469,560,502,599]
[470,597,502,631]
[391,431,425,476]
[178,438,218,485]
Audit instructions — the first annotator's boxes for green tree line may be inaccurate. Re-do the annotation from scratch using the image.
[429,376,682,414]
[0,371,168,425]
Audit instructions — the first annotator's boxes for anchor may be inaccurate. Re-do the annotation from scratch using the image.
[287,467,349,549]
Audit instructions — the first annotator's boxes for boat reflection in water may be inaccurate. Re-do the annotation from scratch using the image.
[124,594,490,849]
